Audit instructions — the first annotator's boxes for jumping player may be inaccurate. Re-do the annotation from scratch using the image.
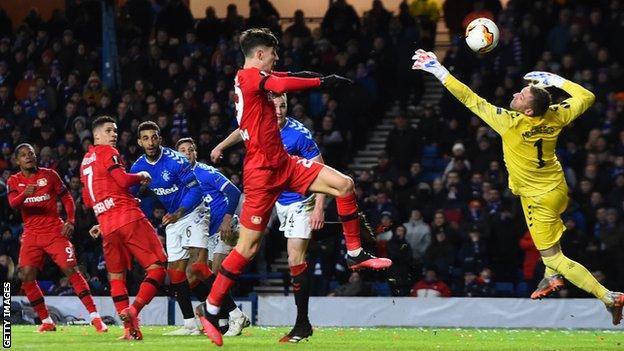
[198,28,392,346]
[81,116,167,340]
[210,93,324,342]
[411,49,624,325]
[8,143,107,333]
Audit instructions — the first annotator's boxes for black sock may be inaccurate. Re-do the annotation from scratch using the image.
[191,281,211,301]
[171,280,194,319]
[200,274,236,317]
[293,268,310,325]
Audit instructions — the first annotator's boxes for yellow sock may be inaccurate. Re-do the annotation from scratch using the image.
[542,251,611,304]
[544,266,557,278]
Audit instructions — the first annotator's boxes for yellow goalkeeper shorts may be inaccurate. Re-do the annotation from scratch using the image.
[520,181,569,251]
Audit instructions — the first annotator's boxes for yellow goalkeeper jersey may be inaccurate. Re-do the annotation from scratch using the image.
[443,75,595,197]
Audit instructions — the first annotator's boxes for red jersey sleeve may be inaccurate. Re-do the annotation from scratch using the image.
[49,169,75,224]
[6,175,27,209]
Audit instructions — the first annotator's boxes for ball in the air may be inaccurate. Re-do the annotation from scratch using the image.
[465,18,499,53]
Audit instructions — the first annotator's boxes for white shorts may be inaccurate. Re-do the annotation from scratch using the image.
[207,214,239,261]
[165,203,210,262]
[275,195,315,240]
[207,234,233,262]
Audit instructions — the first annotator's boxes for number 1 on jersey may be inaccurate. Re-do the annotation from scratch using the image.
[533,138,546,169]
[82,166,96,202]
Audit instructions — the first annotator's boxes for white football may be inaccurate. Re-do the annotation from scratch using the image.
[465,18,499,53]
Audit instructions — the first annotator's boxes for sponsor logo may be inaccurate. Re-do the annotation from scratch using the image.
[23,193,50,203]
[37,178,47,187]
[153,184,179,196]
[93,198,115,215]
[251,216,262,225]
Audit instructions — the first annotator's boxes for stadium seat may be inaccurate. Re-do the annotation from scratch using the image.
[494,282,514,297]
[515,281,529,297]
[372,282,392,297]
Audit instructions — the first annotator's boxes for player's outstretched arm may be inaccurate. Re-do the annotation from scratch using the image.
[523,71,595,125]
[411,49,512,136]
[262,73,352,94]
[211,128,243,163]
[110,167,148,188]
[273,71,324,78]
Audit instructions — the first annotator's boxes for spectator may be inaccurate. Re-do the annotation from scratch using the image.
[410,268,451,297]
[403,209,431,267]
[385,114,421,171]
[328,272,372,296]
[284,10,311,40]
[519,230,540,283]
[409,0,441,50]
[458,227,489,273]
[386,225,413,296]
[195,7,222,48]
[424,228,456,282]
[321,0,360,46]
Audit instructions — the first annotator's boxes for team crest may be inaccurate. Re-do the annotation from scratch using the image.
[37,178,47,187]
[161,170,171,181]
[251,216,262,225]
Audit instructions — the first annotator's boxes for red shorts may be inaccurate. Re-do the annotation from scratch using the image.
[19,230,76,270]
[241,155,323,231]
[103,217,167,272]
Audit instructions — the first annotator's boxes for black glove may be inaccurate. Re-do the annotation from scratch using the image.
[288,71,323,78]
[319,74,353,88]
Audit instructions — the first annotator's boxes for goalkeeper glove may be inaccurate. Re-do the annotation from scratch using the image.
[523,71,565,88]
[411,49,449,83]
[320,74,353,88]
[288,71,324,78]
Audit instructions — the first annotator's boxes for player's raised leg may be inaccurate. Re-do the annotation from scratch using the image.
[521,186,624,324]
[307,166,392,270]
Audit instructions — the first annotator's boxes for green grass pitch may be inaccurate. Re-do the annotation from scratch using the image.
[8,325,624,350]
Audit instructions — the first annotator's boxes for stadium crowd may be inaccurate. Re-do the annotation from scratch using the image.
[0,0,623,300]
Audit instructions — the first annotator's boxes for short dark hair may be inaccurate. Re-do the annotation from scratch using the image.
[175,137,195,149]
[14,143,33,158]
[137,121,160,135]
[529,86,552,117]
[91,116,116,131]
[239,28,278,57]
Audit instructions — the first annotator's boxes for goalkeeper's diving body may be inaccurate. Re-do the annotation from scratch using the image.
[411,49,624,325]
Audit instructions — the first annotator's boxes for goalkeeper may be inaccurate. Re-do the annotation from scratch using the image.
[411,49,624,325]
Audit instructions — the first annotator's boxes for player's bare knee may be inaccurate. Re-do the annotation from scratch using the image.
[237,242,260,259]
[19,267,36,282]
[186,270,199,286]
[62,266,78,277]
[336,177,355,197]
